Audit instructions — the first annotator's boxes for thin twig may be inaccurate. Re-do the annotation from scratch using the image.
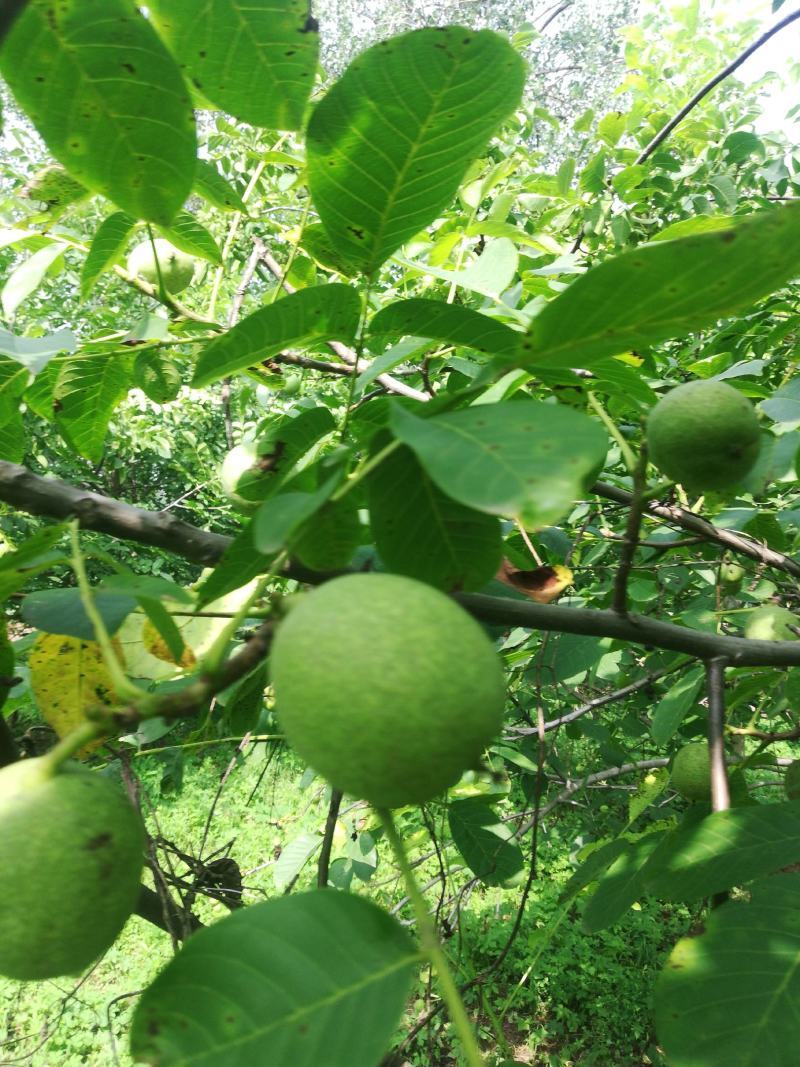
[317,788,343,888]
[706,657,730,812]
[260,250,428,402]
[636,8,800,163]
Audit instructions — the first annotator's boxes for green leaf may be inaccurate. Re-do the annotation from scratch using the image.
[369,299,521,359]
[390,400,608,527]
[521,205,800,369]
[130,890,417,1067]
[0,327,76,373]
[0,357,32,423]
[21,588,136,639]
[148,0,319,131]
[651,667,704,745]
[761,379,800,431]
[191,286,361,388]
[1,243,63,317]
[223,661,268,736]
[133,349,182,404]
[643,801,800,901]
[448,798,526,888]
[54,353,135,462]
[196,523,270,608]
[291,498,362,572]
[80,212,136,298]
[193,159,248,214]
[367,444,502,591]
[0,0,196,225]
[306,26,525,275]
[655,875,800,1067]
[583,830,667,932]
[139,597,187,665]
[159,211,222,265]
[272,832,321,892]
[253,474,338,554]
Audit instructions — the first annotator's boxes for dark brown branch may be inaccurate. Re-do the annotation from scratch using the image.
[456,592,800,667]
[594,481,800,579]
[317,788,343,888]
[0,461,230,565]
[635,8,800,164]
[5,462,800,667]
[116,622,275,726]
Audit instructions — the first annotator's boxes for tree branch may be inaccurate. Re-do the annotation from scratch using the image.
[507,659,691,736]
[260,250,429,402]
[0,713,19,768]
[0,461,230,565]
[635,8,800,164]
[5,462,800,667]
[706,657,730,812]
[594,481,800,579]
[317,788,343,888]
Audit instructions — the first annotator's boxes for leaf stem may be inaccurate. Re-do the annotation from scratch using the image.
[377,808,485,1067]
[40,720,105,774]
[587,392,637,474]
[68,521,141,702]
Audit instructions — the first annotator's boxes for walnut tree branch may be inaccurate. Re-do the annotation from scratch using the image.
[594,481,800,579]
[635,8,800,164]
[5,461,800,667]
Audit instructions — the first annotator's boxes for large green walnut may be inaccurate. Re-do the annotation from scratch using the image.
[270,573,506,808]
[0,758,145,980]
[646,380,760,492]
[127,238,196,294]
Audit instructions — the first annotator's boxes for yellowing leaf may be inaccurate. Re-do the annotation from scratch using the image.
[29,634,123,756]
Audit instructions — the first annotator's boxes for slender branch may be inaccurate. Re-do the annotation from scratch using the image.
[507,659,691,735]
[221,238,266,447]
[594,481,800,579]
[378,809,484,1067]
[260,250,428,402]
[117,622,276,726]
[612,451,648,615]
[512,758,670,837]
[706,657,730,812]
[635,8,800,164]
[317,788,343,888]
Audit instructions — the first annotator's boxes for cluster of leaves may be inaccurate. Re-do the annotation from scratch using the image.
[2,0,800,1065]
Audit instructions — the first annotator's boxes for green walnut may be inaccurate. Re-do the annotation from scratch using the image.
[270,573,506,808]
[670,742,748,804]
[0,757,145,980]
[127,239,196,294]
[719,562,745,587]
[744,605,799,642]
[646,380,760,492]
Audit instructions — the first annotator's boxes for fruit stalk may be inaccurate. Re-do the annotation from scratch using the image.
[41,720,106,773]
[378,808,485,1067]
